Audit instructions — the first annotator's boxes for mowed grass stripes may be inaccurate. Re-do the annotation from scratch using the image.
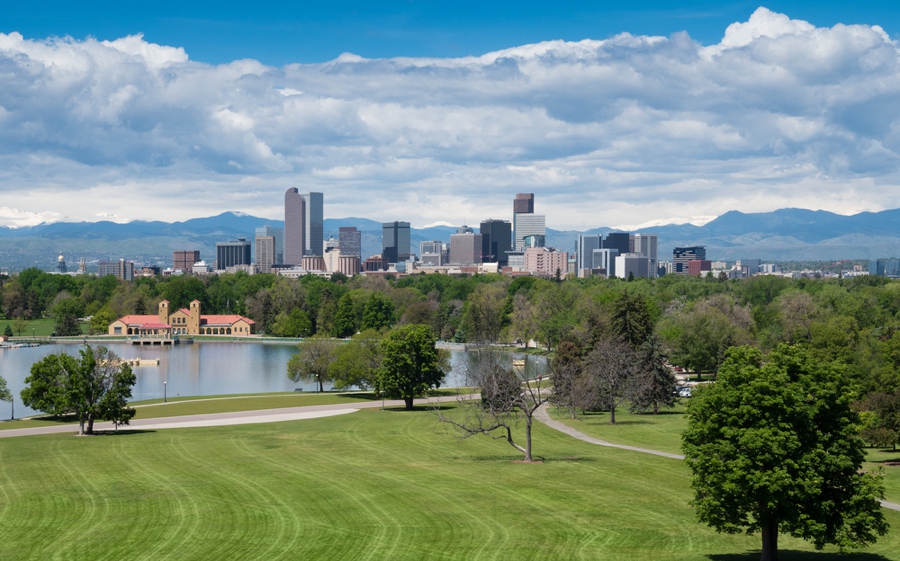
[1,407,899,560]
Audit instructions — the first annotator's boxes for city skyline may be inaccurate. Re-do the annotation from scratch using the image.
[2,7,900,231]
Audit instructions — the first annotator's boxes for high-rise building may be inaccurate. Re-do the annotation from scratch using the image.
[284,188,306,266]
[603,233,631,256]
[98,259,134,281]
[514,214,546,251]
[615,254,653,279]
[339,227,361,258]
[255,226,283,265]
[513,193,534,214]
[480,219,512,266]
[673,246,707,274]
[216,239,252,270]
[420,241,447,266]
[300,192,324,256]
[382,221,411,263]
[523,247,568,276]
[449,233,483,266]
[592,248,619,277]
[632,234,658,278]
[576,234,603,276]
[173,250,201,273]
[255,236,276,274]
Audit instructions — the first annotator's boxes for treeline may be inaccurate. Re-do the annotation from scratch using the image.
[1,268,898,445]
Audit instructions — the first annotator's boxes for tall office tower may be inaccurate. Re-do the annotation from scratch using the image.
[673,246,706,274]
[98,259,134,281]
[512,193,537,251]
[255,226,283,265]
[603,232,631,257]
[480,219,512,266]
[615,254,653,279]
[300,192,324,256]
[255,236,276,274]
[632,234,658,278]
[173,250,201,273]
[449,233,483,266]
[575,234,603,276]
[339,227,361,258]
[513,214,546,251]
[513,193,534,214]
[382,221,411,263]
[420,240,447,266]
[216,239,252,270]
[284,188,306,266]
[592,248,619,277]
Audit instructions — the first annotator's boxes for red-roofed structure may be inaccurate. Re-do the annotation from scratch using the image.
[109,300,255,337]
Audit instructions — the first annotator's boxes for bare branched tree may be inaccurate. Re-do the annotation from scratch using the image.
[436,348,549,462]
[583,337,637,424]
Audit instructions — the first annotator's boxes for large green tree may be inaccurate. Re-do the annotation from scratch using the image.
[286,335,339,392]
[377,324,446,410]
[20,346,136,435]
[682,345,888,561]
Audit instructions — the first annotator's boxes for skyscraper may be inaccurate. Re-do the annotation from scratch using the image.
[284,188,306,266]
[514,213,546,251]
[255,235,276,274]
[382,221,411,264]
[576,234,602,275]
[300,192,324,256]
[173,250,201,273]
[632,234,658,278]
[480,219,512,266]
[255,226,283,265]
[513,193,534,214]
[450,233,483,266]
[338,227,361,258]
[216,239,252,270]
[673,246,707,274]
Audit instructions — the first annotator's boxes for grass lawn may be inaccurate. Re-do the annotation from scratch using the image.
[0,389,471,430]
[0,317,88,337]
[1,406,898,560]
[548,403,900,506]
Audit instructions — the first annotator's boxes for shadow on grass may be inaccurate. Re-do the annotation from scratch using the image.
[708,551,890,560]
[89,429,157,436]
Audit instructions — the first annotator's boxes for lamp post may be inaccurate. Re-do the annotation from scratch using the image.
[315,374,319,394]
[164,381,167,403]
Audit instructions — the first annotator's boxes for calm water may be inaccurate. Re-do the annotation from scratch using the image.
[0,342,546,418]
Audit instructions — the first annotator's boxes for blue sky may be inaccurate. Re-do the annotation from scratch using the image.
[6,1,897,65]
[2,4,900,230]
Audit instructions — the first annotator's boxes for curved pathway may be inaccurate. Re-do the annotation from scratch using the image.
[533,403,900,513]
[0,395,470,439]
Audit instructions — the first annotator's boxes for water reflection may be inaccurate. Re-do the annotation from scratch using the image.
[0,342,547,418]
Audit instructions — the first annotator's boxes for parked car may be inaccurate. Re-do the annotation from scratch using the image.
[676,386,692,398]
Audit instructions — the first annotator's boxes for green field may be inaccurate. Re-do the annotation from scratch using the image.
[548,404,900,507]
[0,317,87,337]
[1,405,899,560]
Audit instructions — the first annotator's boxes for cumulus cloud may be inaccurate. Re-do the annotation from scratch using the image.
[1,7,900,230]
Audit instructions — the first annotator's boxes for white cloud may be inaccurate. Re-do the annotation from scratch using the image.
[1,8,900,230]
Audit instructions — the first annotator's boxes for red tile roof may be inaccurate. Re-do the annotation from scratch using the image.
[139,322,172,329]
[115,315,159,325]
[200,315,255,326]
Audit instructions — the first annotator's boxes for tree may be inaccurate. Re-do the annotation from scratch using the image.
[12,317,27,336]
[460,283,508,343]
[88,310,117,335]
[53,296,84,336]
[0,375,11,416]
[583,337,637,424]
[328,329,383,389]
[682,345,888,561]
[549,340,583,419]
[3,324,12,337]
[629,335,677,414]
[332,293,357,338]
[20,346,136,435]
[271,308,313,338]
[361,292,395,331]
[609,290,653,349]
[377,324,446,410]
[437,348,549,461]
[286,335,339,392]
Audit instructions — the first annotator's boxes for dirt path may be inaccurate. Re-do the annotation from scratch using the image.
[533,403,900,513]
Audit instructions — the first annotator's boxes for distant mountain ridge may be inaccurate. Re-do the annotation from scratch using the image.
[2,208,899,272]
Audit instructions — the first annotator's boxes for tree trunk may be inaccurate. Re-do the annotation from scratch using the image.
[524,415,533,462]
[78,418,86,436]
[404,397,414,410]
[86,416,94,435]
[760,522,778,561]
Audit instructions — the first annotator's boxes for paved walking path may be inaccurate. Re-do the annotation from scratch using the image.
[533,403,900,513]
[0,395,470,439]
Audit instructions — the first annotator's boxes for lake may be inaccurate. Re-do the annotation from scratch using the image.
[0,341,546,418]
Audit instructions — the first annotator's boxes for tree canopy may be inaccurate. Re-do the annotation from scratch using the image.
[377,324,446,410]
[20,345,136,435]
[682,345,888,561]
